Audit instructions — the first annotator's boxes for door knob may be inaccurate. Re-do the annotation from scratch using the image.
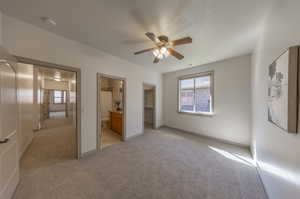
[0,138,9,144]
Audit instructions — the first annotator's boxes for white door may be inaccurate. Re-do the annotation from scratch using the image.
[0,47,19,199]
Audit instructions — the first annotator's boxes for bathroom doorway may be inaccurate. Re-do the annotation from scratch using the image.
[97,73,126,150]
[143,83,156,130]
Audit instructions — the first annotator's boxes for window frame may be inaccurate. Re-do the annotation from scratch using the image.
[177,71,214,116]
[53,90,66,104]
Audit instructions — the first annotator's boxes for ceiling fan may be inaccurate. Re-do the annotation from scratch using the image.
[134,32,192,63]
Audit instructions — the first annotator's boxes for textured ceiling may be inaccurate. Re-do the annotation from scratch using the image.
[0,0,272,73]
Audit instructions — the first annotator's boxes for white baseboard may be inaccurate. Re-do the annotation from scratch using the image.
[124,133,143,141]
[20,135,33,159]
[80,149,97,159]
[161,125,250,148]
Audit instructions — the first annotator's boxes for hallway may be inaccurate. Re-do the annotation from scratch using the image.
[20,116,76,176]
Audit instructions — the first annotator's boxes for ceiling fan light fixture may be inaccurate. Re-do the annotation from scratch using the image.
[134,32,192,63]
[163,49,169,58]
[153,49,160,57]
[157,53,163,60]
[160,47,167,54]
[153,47,169,59]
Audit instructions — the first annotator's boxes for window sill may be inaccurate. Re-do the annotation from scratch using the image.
[178,111,214,117]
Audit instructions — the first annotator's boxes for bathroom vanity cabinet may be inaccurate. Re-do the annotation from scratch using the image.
[110,111,123,135]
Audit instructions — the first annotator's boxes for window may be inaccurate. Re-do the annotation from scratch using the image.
[178,72,213,115]
[53,90,66,104]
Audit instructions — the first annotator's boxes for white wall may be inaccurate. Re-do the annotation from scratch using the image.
[0,11,2,45]
[163,55,251,146]
[2,15,163,155]
[251,1,300,198]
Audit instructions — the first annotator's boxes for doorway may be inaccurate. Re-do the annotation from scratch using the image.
[143,83,156,131]
[16,63,78,174]
[0,52,82,199]
[15,57,81,160]
[97,73,126,150]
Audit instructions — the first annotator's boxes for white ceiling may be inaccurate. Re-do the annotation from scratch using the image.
[0,0,272,73]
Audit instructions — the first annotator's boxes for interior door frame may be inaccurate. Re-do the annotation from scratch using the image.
[14,56,82,159]
[97,73,127,151]
[142,83,157,132]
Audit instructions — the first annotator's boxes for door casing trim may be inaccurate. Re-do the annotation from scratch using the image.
[14,56,82,159]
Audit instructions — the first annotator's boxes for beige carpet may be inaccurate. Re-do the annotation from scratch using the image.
[13,127,267,199]
[20,117,76,176]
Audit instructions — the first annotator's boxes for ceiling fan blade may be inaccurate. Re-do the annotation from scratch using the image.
[145,32,159,43]
[170,37,192,46]
[167,48,184,60]
[153,57,160,63]
[134,47,158,55]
